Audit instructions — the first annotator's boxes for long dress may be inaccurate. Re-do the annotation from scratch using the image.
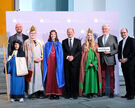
[8,56,25,99]
[79,44,102,96]
[84,48,98,94]
[28,42,44,95]
[46,43,62,95]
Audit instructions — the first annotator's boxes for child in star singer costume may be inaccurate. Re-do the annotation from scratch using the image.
[3,40,27,103]
[79,28,102,98]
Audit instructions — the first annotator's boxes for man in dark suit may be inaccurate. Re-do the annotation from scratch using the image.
[62,28,82,99]
[98,25,118,98]
[8,23,29,56]
[118,28,135,100]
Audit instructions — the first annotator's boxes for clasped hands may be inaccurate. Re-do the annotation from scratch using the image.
[68,56,74,62]
[104,51,110,54]
[34,58,43,63]
[119,58,128,63]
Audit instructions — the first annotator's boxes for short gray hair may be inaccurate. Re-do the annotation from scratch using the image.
[102,24,110,29]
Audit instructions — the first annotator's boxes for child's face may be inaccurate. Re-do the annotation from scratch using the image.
[14,43,20,50]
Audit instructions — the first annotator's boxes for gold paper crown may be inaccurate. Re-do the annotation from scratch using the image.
[87,28,93,34]
[30,25,36,32]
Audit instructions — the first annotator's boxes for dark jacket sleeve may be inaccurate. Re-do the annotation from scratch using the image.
[127,38,135,60]
[8,37,12,56]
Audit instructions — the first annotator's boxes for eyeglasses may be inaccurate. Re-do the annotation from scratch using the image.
[121,32,126,34]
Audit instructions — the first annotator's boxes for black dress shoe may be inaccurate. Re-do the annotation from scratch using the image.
[55,96,59,100]
[73,96,78,99]
[102,93,105,96]
[49,95,54,100]
[65,95,70,99]
[109,93,114,98]
[127,96,134,100]
[121,95,128,98]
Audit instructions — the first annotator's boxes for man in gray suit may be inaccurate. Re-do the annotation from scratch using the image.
[98,25,118,98]
[8,23,29,56]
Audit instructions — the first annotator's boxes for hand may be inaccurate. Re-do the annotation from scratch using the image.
[3,60,7,64]
[89,63,93,67]
[104,51,110,54]
[68,56,74,62]
[34,58,43,63]
[120,58,128,63]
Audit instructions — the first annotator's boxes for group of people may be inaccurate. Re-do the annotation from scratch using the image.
[4,23,135,103]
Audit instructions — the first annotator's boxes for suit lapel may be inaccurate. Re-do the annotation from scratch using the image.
[100,36,104,46]
[66,39,70,51]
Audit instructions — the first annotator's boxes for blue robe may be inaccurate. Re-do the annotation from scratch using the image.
[8,56,25,98]
[43,41,65,88]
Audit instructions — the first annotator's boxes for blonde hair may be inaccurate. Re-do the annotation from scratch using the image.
[84,29,96,52]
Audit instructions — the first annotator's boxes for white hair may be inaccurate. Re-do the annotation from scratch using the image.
[102,24,110,29]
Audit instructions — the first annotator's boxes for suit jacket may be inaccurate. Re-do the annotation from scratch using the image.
[98,34,118,65]
[8,33,29,56]
[62,38,82,66]
[118,36,135,64]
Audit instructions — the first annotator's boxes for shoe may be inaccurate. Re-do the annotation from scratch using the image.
[121,94,128,98]
[65,95,70,99]
[49,95,54,100]
[102,93,105,96]
[127,95,134,100]
[55,96,59,100]
[73,96,78,99]
[109,93,114,98]
[19,98,24,103]
[86,94,91,98]
[10,98,15,103]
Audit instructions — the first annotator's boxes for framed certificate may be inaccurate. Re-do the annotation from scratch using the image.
[98,47,110,52]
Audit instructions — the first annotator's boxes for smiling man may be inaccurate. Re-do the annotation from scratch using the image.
[8,23,29,56]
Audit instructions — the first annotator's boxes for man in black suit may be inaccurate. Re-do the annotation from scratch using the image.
[8,23,29,56]
[118,28,135,100]
[62,28,82,99]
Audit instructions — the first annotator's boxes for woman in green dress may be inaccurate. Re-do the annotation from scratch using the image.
[79,28,102,98]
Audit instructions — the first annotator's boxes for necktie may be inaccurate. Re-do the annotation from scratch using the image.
[69,39,72,50]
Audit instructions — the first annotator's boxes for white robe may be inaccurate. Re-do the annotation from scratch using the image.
[28,42,44,95]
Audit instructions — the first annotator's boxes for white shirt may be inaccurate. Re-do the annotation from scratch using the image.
[68,37,74,48]
[122,36,128,58]
[66,37,74,59]
[102,34,109,45]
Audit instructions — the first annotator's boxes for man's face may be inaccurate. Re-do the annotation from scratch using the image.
[102,26,110,36]
[15,24,22,34]
[67,28,74,38]
[121,29,128,39]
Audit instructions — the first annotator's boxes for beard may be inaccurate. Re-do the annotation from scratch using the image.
[17,30,22,34]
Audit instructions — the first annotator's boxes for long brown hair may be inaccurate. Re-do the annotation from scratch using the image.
[48,30,59,41]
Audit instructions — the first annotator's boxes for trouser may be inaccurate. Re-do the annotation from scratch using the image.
[101,63,115,93]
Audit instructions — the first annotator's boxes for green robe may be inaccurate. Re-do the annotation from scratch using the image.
[84,48,98,94]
